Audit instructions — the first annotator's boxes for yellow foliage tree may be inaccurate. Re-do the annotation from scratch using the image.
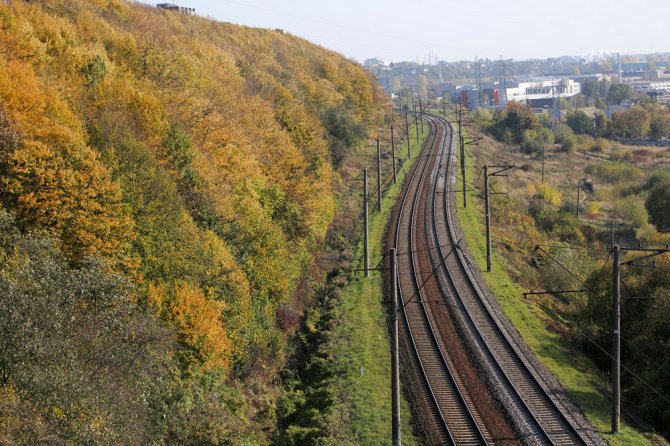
[148,282,232,372]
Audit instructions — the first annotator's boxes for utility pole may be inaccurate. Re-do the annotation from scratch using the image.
[363,169,369,277]
[390,248,401,446]
[609,244,669,434]
[461,133,467,209]
[391,126,397,184]
[484,165,491,272]
[377,138,382,212]
[484,165,514,272]
[457,105,467,208]
[611,244,620,434]
[405,110,411,159]
[419,97,424,134]
[413,106,419,143]
[542,144,545,182]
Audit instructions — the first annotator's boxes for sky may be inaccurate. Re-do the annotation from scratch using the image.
[141,0,670,63]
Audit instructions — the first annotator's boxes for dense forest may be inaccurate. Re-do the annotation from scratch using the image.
[0,0,391,443]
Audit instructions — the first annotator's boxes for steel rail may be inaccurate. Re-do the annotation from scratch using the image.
[392,115,488,445]
[427,112,590,445]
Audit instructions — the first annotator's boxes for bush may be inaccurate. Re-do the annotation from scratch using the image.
[559,135,577,153]
[586,161,643,183]
[614,195,648,228]
[586,201,600,216]
[644,169,670,190]
[553,124,574,144]
[590,138,610,152]
[609,147,633,162]
[646,180,670,232]
[528,182,562,206]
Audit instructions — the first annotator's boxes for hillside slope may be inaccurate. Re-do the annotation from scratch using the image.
[0,0,391,443]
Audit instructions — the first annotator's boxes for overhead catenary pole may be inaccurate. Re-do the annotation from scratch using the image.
[577,178,585,219]
[363,169,369,277]
[608,243,669,434]
[405,110,411,159]
[461,137,467,208]
[377,138,382,212]
[390,248,401,446]
[419,97,424,134]
[482,164,514,272]
[391,125,397,184]
[413,106,419,143]
[542,144,545,182]
[612,244,621,434]
[485,165,492,272]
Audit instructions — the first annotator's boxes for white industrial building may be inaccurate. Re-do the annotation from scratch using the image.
[506,78,580,104]
[454,77,581,110]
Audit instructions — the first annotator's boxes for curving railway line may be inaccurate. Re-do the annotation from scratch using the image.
[389,112,597,445]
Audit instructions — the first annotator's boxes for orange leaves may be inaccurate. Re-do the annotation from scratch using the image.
[148,282,232,373]
[0,0,392,375]
[0,53,135,272]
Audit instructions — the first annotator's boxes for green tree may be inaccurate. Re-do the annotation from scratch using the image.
[0,210,173,444]
[593,112,613,138]
[646,181,670,232]
[320,105,366,168]
[489,102,539,145]
[581,79,599,100]
[649,107,670,139]
[566,109,592,135]
[607,83,633,105]
[612,106,650,139]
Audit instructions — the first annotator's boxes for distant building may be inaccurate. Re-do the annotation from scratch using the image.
[454,77,580,110]
[606,99,636,118]
[156,3,195,14]
[364,58,386,68]
[627,80,670,101]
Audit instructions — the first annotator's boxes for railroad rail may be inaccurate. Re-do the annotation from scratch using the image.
[393,114,488,445]
[392,112,593,445]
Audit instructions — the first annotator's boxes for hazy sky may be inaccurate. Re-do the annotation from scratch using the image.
[141,0,670,63]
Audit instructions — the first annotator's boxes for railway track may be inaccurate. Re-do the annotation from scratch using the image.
[393,115,488,445]
[392,112,594,445]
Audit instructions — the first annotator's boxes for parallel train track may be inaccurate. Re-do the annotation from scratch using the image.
[391,112,592,445]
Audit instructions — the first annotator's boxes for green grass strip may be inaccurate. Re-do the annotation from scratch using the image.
[454,119,659,445]
[332,131,428,445]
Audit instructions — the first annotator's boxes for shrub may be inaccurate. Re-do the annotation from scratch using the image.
[644,169,670,190]
[646,180,670,232]
[614,195,648,228]
[553,123,574,144]
[529,182,562,206]
[609,148,633,162]
[559,135,577,153]
[590,138,610,152]
[586,161,643,183]
[586,201,600,216]
[580,225,598,243]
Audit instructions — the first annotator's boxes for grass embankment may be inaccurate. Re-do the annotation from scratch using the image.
[332,127,427,445]
[454,120,659,445]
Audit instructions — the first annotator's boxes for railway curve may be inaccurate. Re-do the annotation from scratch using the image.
[387,112,603,445]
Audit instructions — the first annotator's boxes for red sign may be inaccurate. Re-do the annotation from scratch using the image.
[494,89,499,105]
[461,90,468,107]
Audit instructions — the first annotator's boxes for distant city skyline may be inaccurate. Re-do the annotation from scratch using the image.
[142,0,670,63]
